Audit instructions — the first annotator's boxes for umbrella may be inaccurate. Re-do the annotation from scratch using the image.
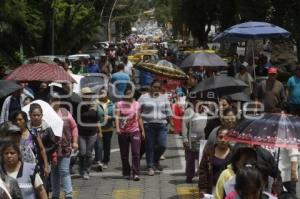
[0,80,22,98]
[22,100,63,137]
[193,75,248,99]
[229,92,250,102]
[213,22,290,43]
[180,53,228,68]
[5,63,75,83]
[213,22,290,79]
[136,60,188,80]
[225,113,300,148]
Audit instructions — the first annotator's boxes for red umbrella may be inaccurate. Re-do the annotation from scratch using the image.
[5,63,75,83]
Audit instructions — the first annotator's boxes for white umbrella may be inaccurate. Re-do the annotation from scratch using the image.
[22,100,63,137]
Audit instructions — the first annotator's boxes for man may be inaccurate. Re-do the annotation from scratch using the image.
[0,88,25,123]
[122,56,134,79]
[87,57,100,74]
[111,63,130,102]
[287,66,300,116]
[256,67,286,113]
[235,62,254,96]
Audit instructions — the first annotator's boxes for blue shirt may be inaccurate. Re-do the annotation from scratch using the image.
[287,75,300,104]
[111,71,130,98]
[87,64,100,73]
[139,70,154,87]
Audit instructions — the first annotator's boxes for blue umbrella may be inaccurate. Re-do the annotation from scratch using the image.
[213,22,290,43]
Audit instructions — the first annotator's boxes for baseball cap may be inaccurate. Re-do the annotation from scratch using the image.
[268,67,278,74]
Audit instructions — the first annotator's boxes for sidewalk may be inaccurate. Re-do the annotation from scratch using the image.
[72,134,200,199]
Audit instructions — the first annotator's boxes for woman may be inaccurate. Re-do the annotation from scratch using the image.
[205,107,238,153]
[138,80,173,176]
[12,111,48,174]
[182,99,208,183]
[27,103,58,192]
[1,141,47,199]
[205,95,233,139]
[225,166,277,199]
[199,128,232,195]
[215,147,258,199]
[49,93,78,199]
[115,84,145,181]
[97,87,115,169]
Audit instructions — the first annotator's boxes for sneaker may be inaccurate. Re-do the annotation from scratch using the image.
[97,162,103,172]
[83,172,90,180]
[133,175,140,181]
[160,155,166,160]
[102,163,108,169]
[148,168,155,176]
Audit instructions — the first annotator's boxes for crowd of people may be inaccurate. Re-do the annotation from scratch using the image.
[0,40,300,199]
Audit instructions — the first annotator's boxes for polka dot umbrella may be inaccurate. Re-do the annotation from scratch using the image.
[225,113,300,149]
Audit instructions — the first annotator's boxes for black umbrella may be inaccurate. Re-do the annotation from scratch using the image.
[226,113,300,148]
[0,80,22,98]
[229,92,251,102]
[181,52,228,68]
[193,75,248,99]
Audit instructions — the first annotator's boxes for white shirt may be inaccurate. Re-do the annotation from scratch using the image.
[124,61,133,77]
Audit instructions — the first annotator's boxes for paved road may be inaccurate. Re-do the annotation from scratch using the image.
[71,134,200,199]
[68,133,300,199]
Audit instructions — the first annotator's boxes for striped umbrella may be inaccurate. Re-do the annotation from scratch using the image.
[5,63,75,83]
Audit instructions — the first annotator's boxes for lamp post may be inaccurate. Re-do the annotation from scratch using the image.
[107,0,118,42]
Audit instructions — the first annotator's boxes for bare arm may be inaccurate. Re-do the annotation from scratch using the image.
[115,107,121,134]
[35,185,48,199]
[36,135,49,177]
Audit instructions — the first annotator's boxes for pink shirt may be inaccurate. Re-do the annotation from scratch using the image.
[117,100,140,133]
[57,109,78,138]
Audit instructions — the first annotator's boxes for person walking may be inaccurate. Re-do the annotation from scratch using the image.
[138,80,173,176]
[256,67,286,113]
[49,93,78,199]
[97,87,115,169]
[115,84,145,181]
[287,66,300,116]
[1,141,48,199]
[77,87,101,180]
[182,99,208,183]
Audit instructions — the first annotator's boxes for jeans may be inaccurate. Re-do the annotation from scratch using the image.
[185,149,199,180]
[79,135,97,174]
[94,135,103,162]
[118,132,141,176]
[51,157,72,198]
[102,131,113,163]
[144,123,168,168]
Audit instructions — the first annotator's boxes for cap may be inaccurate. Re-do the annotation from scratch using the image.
[0,121,21,136]
[268,67,278,74]
[81,87,94,95]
